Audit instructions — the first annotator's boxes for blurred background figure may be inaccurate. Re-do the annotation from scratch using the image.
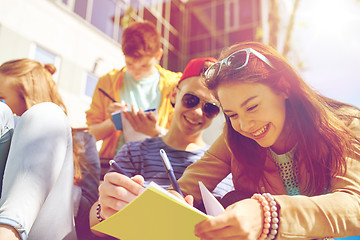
[86,21,181,159]
[0,59,100,240]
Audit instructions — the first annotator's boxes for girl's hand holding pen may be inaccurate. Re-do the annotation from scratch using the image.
[98,172,144,219]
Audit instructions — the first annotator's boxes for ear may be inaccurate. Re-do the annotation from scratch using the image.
[278,76,289,99]
[155,49,163,62]
[170,85,178,108]
[281,91,288,99]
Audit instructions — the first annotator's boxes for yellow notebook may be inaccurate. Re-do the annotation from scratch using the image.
[92,182,219,240]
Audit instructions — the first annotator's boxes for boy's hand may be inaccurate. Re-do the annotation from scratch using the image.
[98,172,144,219]
[107,102,128,117]
[123,105,160,137]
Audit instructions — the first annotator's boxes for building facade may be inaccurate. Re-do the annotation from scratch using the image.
[0,0,262,143]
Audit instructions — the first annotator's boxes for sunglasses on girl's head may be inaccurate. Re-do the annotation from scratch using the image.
[204,48,276,81]
[181,93,220,119]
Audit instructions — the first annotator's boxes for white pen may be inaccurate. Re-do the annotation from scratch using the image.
[109,159,125,175]
[159,149,183,197]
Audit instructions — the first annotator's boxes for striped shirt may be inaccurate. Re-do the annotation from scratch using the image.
[111,137,233,198]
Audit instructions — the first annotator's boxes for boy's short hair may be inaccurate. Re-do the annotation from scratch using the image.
[121,21,161,58]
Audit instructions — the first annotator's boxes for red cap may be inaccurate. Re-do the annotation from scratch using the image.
[178,57,217,85]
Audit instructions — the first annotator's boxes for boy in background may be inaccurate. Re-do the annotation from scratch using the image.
[86,21,181,163]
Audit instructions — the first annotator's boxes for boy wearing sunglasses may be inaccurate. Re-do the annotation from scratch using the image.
[89,58,234,233]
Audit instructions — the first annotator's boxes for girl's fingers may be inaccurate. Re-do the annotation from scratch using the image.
[195,213,237,236]
[196,225,242,239]
[184,195,194,206]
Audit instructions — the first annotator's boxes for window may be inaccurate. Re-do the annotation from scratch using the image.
[30,44,60,82]
[74,0,88,19]
[226,0,239,30]
[84,73,98,98]
[91,0,116,38]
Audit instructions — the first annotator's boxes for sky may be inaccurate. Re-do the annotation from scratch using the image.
[289,0,360,107]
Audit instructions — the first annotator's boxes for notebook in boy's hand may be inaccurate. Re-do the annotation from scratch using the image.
[116,108,158,142]
[91,181,224,240]
[111,110,123,130]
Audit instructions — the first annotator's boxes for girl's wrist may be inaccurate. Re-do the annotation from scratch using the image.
[251,193,279,240]
[262,193,279,240]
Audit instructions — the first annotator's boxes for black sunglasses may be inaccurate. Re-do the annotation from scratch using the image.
[181,93,220,119]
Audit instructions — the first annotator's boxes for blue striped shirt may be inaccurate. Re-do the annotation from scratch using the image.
[111,137,233,198]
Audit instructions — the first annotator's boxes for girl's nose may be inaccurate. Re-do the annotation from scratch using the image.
[238,117,255,132]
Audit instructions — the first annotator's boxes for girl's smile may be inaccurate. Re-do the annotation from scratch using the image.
[218,82,289,152]
[249,122,271,139]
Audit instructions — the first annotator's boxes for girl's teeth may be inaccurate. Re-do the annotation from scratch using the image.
[252,125,268,137]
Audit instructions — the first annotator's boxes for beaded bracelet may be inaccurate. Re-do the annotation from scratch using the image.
[251,193,279,240]
[96,203,105,222]
[251,193,271,240]
[262,193,279,240]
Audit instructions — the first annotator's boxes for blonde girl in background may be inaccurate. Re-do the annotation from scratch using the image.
[0,59,100,240]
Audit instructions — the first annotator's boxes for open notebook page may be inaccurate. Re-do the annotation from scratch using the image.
[199,181,225,216]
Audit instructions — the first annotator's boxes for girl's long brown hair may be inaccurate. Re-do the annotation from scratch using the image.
[0,58,88,185]
[206,42,360,195]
